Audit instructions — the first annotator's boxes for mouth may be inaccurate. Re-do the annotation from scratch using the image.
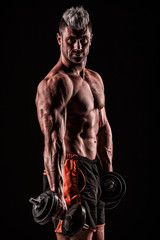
[69,51,85,63]
[71,52,84,57]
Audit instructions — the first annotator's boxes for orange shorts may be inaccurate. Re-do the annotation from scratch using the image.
[43,154,105,232]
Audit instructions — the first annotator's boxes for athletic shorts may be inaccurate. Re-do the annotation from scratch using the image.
[43,154,105,232]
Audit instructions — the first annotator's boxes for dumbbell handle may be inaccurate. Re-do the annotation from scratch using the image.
[29,197,41,206]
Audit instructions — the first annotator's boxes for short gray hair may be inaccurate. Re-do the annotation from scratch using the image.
[61,6,91,30]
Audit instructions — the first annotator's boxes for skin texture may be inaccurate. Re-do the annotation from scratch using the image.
[35,26,113,239]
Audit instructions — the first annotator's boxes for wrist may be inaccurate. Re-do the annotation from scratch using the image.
[101,161,113,172]
[50,184,63,197]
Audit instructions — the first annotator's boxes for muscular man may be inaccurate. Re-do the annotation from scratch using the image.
[35,6,113,240]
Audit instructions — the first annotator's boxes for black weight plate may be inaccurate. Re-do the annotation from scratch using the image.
[105,200,121,210]
[104,172,125,201]
[37,191,59,225]
[33,193,52,224]
[101,172,126,203]
[32,193,49,219]
[62,204,86,237]
[103,175,122,200]
[32,191,58,225]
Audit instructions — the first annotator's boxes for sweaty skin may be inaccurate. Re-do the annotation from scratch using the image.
[35,25,113,239]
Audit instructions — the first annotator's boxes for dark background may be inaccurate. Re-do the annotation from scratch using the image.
[1,1,157,239]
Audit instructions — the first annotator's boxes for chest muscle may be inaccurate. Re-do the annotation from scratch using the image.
[68,79,104,114]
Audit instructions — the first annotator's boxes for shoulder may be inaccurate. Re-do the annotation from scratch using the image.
[86,68,101,78]
[52,73,73,96]
[38,73,72,91]
[37,73,73,99]
[85,68,104,90]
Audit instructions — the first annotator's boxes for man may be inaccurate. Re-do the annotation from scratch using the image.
[35,6,113,240]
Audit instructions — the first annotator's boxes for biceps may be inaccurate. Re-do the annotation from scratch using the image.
[99,107,112,135]
[99,107,107,128]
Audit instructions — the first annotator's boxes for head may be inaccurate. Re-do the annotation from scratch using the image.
[57,6,93,64]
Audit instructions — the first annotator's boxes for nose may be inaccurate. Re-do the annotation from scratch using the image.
[73,40,82,51]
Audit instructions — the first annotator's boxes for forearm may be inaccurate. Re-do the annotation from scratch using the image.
[97,124,113,172]
[44,133,65,197]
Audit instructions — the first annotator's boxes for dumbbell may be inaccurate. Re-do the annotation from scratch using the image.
[29,172,126,236]
[29,191,86,237]
[101,172,126,210]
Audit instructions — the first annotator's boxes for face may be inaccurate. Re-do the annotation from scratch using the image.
[57,26,93,64]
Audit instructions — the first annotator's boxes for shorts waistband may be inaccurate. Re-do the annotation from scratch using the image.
[65,153,98,164]
[65,153,78,160]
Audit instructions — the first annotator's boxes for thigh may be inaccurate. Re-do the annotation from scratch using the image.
[92,226,105,240]
[56,231,93,240]
[70,231,93,240]
[56,233,69,240]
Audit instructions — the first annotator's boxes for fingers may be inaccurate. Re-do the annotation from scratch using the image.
[53,198,67,220]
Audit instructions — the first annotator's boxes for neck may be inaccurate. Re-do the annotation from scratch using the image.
[59,55,87,75]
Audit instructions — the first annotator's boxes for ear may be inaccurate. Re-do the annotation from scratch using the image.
[57,33,62,45]
[90,34,93,45]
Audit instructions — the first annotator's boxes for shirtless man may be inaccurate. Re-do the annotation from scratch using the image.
[35,6,113,240]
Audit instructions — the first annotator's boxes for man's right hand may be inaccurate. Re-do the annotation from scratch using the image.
[53,195,68,220]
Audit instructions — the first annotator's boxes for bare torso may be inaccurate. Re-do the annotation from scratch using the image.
[45,63,105,160]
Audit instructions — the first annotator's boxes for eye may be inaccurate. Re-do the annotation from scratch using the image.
[67,37,75,44]
[81,38,89,45]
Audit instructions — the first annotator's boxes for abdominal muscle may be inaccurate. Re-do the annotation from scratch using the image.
[64,109,99,160]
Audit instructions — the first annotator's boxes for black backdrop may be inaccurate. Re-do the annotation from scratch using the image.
[1,1,157,239]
